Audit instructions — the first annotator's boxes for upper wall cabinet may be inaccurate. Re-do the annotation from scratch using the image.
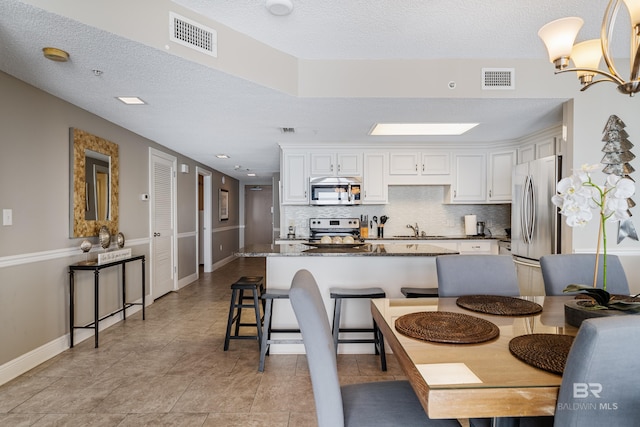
[387,151,451,185]
[363,152,388,204]
[282,152,309,204]
[488,150,516,202]
[310,152,362,177]
[448,152,486,203]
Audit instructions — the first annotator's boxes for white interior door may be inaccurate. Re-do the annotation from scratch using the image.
[150,149,176,300]
[197,168,213,273]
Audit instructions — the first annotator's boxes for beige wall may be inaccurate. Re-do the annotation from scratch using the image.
[0,71,239,379]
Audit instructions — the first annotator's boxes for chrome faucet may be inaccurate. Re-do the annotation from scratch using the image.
[406,223,420,238]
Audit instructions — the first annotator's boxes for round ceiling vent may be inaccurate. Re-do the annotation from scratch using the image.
[266,0,293,16]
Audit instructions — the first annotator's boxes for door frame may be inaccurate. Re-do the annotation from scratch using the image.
[196,167,213,273]
[148,148,178,299]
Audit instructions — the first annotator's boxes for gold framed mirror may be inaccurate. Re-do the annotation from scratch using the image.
[69,128,119,238]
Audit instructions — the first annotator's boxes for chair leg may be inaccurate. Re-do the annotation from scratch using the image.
[224,288,238,351]
[374,321,387,371]
[253,289,263,348]
[332,298,342,353]
[234,289,244,337]
[258,298,273,372]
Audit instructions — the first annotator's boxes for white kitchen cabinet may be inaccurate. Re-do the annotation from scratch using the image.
[536,138,556,159]
[488,150,515,202]
[310,152,361,176]
[422,152,450,175]
[449,153,486,203]
[387,150,451,185]
[458,240,497,254]
[362,152,388,203]
[517,145,535,164]
[389,152,419,175]
[282,152,309,204]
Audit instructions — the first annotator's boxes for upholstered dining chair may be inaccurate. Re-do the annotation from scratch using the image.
[435,254,520,297]
[540,254,630,296]
[289,269,460,427]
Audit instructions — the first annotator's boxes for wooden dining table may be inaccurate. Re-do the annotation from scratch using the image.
[371,295,578,427]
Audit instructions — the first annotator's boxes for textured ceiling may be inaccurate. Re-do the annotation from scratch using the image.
[0,0,623,180]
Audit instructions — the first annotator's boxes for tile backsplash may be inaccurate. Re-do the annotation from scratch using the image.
[281,186,511,239]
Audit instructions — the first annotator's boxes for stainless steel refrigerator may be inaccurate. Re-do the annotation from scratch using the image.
[511,155,562,294]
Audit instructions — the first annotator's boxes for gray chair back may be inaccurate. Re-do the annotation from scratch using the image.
[436,255,519,297]
[540,254,629,296]
[555,316,640,426]
[289,269,345,427]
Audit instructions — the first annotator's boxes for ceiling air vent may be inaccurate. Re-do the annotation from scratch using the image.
[169,12,217,57]
[481,68,515,90]
[280,127,296,134]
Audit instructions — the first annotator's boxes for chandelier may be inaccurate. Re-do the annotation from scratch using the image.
[538,0,640,95]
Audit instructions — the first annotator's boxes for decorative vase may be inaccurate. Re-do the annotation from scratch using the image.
[98,226,111,250]
[564,299,633,328]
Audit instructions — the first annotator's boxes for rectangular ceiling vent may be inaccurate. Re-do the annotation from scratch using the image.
[280,127,296,134]
[169,12,217,57]
[482,68,515,90]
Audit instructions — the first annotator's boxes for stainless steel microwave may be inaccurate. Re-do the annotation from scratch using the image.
[309,176,362,206]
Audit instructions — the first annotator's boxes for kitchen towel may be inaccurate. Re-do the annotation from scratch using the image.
[465,215,477,236]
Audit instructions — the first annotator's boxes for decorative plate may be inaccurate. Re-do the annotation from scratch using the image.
[117,232,125,248]
[98,226,111,249]
[456,295,543,316]
[509,334,575,375]
[394,311,500,344]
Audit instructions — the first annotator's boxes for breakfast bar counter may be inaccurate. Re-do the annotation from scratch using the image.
[236,242,458,257]
[235,243,458,354]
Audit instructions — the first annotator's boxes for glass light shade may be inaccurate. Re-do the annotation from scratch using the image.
[538,17,584,63]
[622,0,640,27]
[571,39,603,77]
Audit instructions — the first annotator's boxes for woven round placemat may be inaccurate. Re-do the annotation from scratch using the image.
[394,311,499,344]
[456,295,543,316]
[509,334,575,375]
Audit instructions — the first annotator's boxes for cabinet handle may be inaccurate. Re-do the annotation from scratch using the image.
[422,164,425,172]
[415,164,418,172]
[489,189,492,197]
[331,164,334,172]
[338,164,341,172]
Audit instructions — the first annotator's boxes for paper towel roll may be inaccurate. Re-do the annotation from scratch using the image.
[465,215,477,235]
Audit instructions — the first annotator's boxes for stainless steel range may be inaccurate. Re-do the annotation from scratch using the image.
[309,218,361,242]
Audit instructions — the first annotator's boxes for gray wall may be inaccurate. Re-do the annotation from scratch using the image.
[0,71,240,376]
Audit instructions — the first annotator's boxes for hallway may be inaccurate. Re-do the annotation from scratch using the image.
[0,257,409,426]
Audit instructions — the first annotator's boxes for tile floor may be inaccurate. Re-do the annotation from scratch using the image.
[0,257,467,426]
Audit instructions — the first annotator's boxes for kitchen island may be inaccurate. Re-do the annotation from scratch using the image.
[235,242,458,354]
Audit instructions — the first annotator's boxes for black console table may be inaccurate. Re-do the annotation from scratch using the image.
[68,254,145,348]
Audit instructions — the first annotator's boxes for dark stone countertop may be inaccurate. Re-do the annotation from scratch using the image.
[235,243,459,257]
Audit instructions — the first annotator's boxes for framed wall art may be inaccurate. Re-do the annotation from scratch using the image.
[219,189,229,221]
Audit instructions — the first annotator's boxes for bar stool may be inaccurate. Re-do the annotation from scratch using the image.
[224,276,264,351]
[259,289,303,372]
[400,287,439,298]
[330,287,387,371]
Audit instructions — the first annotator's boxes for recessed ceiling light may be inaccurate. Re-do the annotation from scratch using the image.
[247,173,256,177]
[370,123,479,136]
[116,96,146,105]
[216,154,230,159]
[266,0,293,16]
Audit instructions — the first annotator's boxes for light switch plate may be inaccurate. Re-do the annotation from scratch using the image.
[3,209,12,226]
